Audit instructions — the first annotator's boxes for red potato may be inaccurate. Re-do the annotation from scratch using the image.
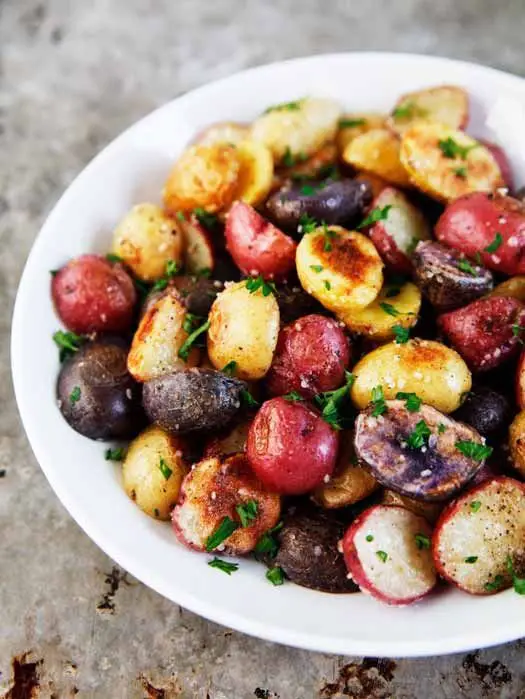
[246,397,339,495]
[179,214,215,274]
[435,192,525,275]
[433,477,525,595]
[52,254,137,334]
[172,453,281,554]
[266,314,351,399]
[342,505,437,605]
[366,187,430,273]
[225,201,297,281]
[438,296,525,372]
[479,140,514,191]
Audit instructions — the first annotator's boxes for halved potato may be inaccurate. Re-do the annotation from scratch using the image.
[342,129,411,187]
[336,113,387,153]
[193,121,250,147]
[400,122,504,202]
[338,281,421,341]
[387,85,469,136]
[127,289,199,381]
[489,275,525,303]
[231,140,274,207]
[179,214,215,274]
[296,226,383,315]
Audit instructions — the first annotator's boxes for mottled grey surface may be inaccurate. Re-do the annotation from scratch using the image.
[1,0,525,697]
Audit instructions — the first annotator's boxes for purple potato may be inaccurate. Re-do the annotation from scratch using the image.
[453,386,510,438]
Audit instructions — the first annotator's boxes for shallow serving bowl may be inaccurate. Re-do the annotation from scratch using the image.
[11,52,525,657]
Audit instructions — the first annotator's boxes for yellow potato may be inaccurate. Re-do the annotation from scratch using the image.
[163,144,240,214]
[123,425,189,520]
[251,97,341,164]
[338,281,421,341]
[231,140,274,207]
[509,411,525,479]
[127,290,199,381]
[387,85,469,136]
[351,338,471,413]
[342,128,411,187]
[296,226,383,315]
[193,121,250,147]
[112,204,183,282]
[336,113,386,153]
[489,276,525,303]
[207,281,280,380]
[277,142,338,184]
[382,490,443,524]
[400,122,504,203]
[312,433,378,508]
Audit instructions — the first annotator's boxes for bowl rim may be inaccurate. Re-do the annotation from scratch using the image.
[11,51,525,657]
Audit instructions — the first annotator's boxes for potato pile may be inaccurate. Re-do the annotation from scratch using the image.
[51,85,525,603]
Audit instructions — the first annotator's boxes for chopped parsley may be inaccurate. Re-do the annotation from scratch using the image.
[158,457,172,481]
[175,211,186,221]
[357,205,392,230]
[507,556,525,595]
[205,516,239,552]
[152,259,181,291]
[392,325,410,344]
[454,166,468,178]
[236,500,259,528]
[283,391,304,402]
[282,147,296,168]
[339,117,367,128]
[208,558,239,575]
[300,184,316,196]
[104,448,125,461]
[457,259,477,276]
[396,392,422,412]
[455,441,493,461]
[254,522,283,559]
[470,500,481,513]
[485,232,503,253]
[438,137,478,160]
[245,275,276,297]
[512,324,525,343]
[222,360,238,376]
[50,269,59,277]
[106,253,123,263]
[415,533,431,550]
[324,280,331,291]
[406,420,431,450]
[182,312,205,334]
[438,423,447,434]
[464,556,478,564]
[194,207,219,230]
[69,386,81,404]
[240,389,259,408]
[484,575,505,593]
[310,265,324,273]
[379,302,400,317]
[178,319,210,362]
[298,213,319,235]
[266,566,285,586]
[313,371,355,430]
[264,99,303,114]
[322,225,338,252]
[376,550,388,563]
[370,385,387,417]
[392,101,427,121]
[365,534,374,542]
[52,330,85,362]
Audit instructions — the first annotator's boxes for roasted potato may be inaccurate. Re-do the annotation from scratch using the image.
[381,490,443,524]
[163,144,240,214]
[204,419,252,458]
[338,281,421,342]
[172,275,224,317]
[336,113,386,153]
[387,85,469,136]
[342,129,411,187]
[143,368,246,434]
[231,140,274,207]
[400,123,504,202]
[296,226,383,315]
[509,410,525,479]
[172,453,281,554]
[52,254,136,334]
[489,276,525,303]
[412,241,493,312]
[276,142,338,184]
[193,121,250,147]
[207,280,280,380]
[351,338,472,413]
[454,385,510,438]
[111,204,183,282]
[178,214,215,274]
[57,338,143,440]
[251,97,341,164]
[128,290,199,382]
[122,425,189,520]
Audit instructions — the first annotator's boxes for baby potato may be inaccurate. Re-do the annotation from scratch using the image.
[387,85,469,136]
[489,276,525,303]
[163,144,240,214]
[231,140,274,207]
[251,97,341,164]
[351,338,472,413]
[342,129,411,187]
[509,410,525,479]
[193,121,250,147]
[296,226,383,315]
[399,122,504,203]
[112,204,183,282]
[336,113,386,153]
[207,281,280,380]
[338,281,421,341]
[127,289,199,382]
[122,425,189,520]
[278,142,338,182]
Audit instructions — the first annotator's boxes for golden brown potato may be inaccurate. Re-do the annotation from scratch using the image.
[127,289,199,381]
[193,121,250,147]
[207,281,280,380]
[351,338,472,413]
[122,425,189,520]
[342,128,411,187]
[231,140,274,207]
[336,113,386,153]
[387,85,469,136]
[296,226,383,315]
[163,144,240,214]
[382,490,444,523]
[111,204,183,282]
[273,142,338,190]
[489,276,525,303]
[400,122,504,202]
[509,410,525,478]
[339,281,421,341]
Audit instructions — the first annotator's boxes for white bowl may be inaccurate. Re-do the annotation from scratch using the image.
[11,53,525,657]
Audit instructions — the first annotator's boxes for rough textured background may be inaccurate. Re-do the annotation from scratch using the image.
[1,0,525,697]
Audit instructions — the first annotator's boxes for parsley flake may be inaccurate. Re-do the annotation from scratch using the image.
[283,391,304,402]
[415,533,431,550]
[264,99,303,114]
[392,325,410,344]
[176,211,186,221]
[324,280,331,291]
[69,386,81,404]
[300,184,316,196]
[206,516,239,551]
[376,550,388,563]
[313,371,355,430]
[254,522,283,559]
[455,441,493,461]
[208,558,239,575]
[485,232,503,253]
[158,457,172,480]
[457,259,478,276]
[339,117,366,128]
[106,253,123,263]
[245,275,276,297]
[240,389,259,408]
[266,566,285,585]
[310,265,323,273]
[438,137,478,160]
[438,423,447,434]
[194,208,219,230]
[282,147,296,168]
[178,319,210,362]
[222,361,238,376]
[392,101,427,121]
[236,500,259,528]
[406,420,431,450]
[357,205,392,230]
[507,556,525,595]
[52,330,85,362]
[298,213,319,235]
[370,385,387,417]
[465,556,478,564]
[454,166,468,178]
[396,392,422,412]
[470,500,481,513]
[484,575,505,593]
[380,302,400,317]
[366,534,374,542]
[104,448,124,461]
[512,324,525,342]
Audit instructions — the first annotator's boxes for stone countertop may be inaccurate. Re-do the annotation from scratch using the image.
[1,0,524,697]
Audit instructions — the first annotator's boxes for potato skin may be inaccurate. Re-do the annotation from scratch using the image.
[438,296,525,372]
[351,339,471,413]
[52,254,136,334]
[435,192,525,275]
[296,226,383,315]
[225,201,297,281]
[266,314,350,399]
[122,425,189,520]
[246,397,339,495]
[57,339,143,440]
[509,410,525,479]
[453,385,510,438]
[143,368,246,435]
[207,281,280,380]
[112,204,183,282]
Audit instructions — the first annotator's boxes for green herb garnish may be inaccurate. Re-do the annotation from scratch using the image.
[245,275,276,297]
[507,556,525,595]
[106,253,123,263]
[470,500,481,513]
[298,213,319,235]
[485,232,503,254]
[266,566,285,585]
[52,330,85,362]
[366,534,374,542]
[457,259,477,276]
[396,392,422,412]
[104,448,125,461]
[379,302,400,317]
[240,389,259,408]
[300,184,316,196]
[208,558,239,575]
[236,500,259,528]
[438,137,478,160]
[206,516,239,552]
[406,420,431,450]
[254,522,283,559]
[438,423,447,434]
[324,280,331,291]
[194,207,219,230]
[182,312,205,334]
[454,166,468,178]
[392,325,410,344]
[484,575,505,593]
[455,441,493,461]
[370,385,387,417]
[283,391,304,402]
[158,457,172,480]
[152,259,181,291]
[176,211,186,221]
[282,147,296,168]
[512,324,525,343]
[264,100,303,114]
[376,550,388,563]
[339,117,366,128]
[322,225,338,252]
[178,319,210,362]
[69,386,81,404]
[465,556,478,564]
[222,361,238,376]
[313,371,355,430]
[357,205,392,230]
[392,101,427,121]
[415,533,431,550]
[310,265,324,273]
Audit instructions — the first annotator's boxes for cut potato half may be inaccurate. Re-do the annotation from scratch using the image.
[388,85,469,136]
[336,113,387,153]
[343,129,411,187]
[231,140,274,207]
[179,214,215,274]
